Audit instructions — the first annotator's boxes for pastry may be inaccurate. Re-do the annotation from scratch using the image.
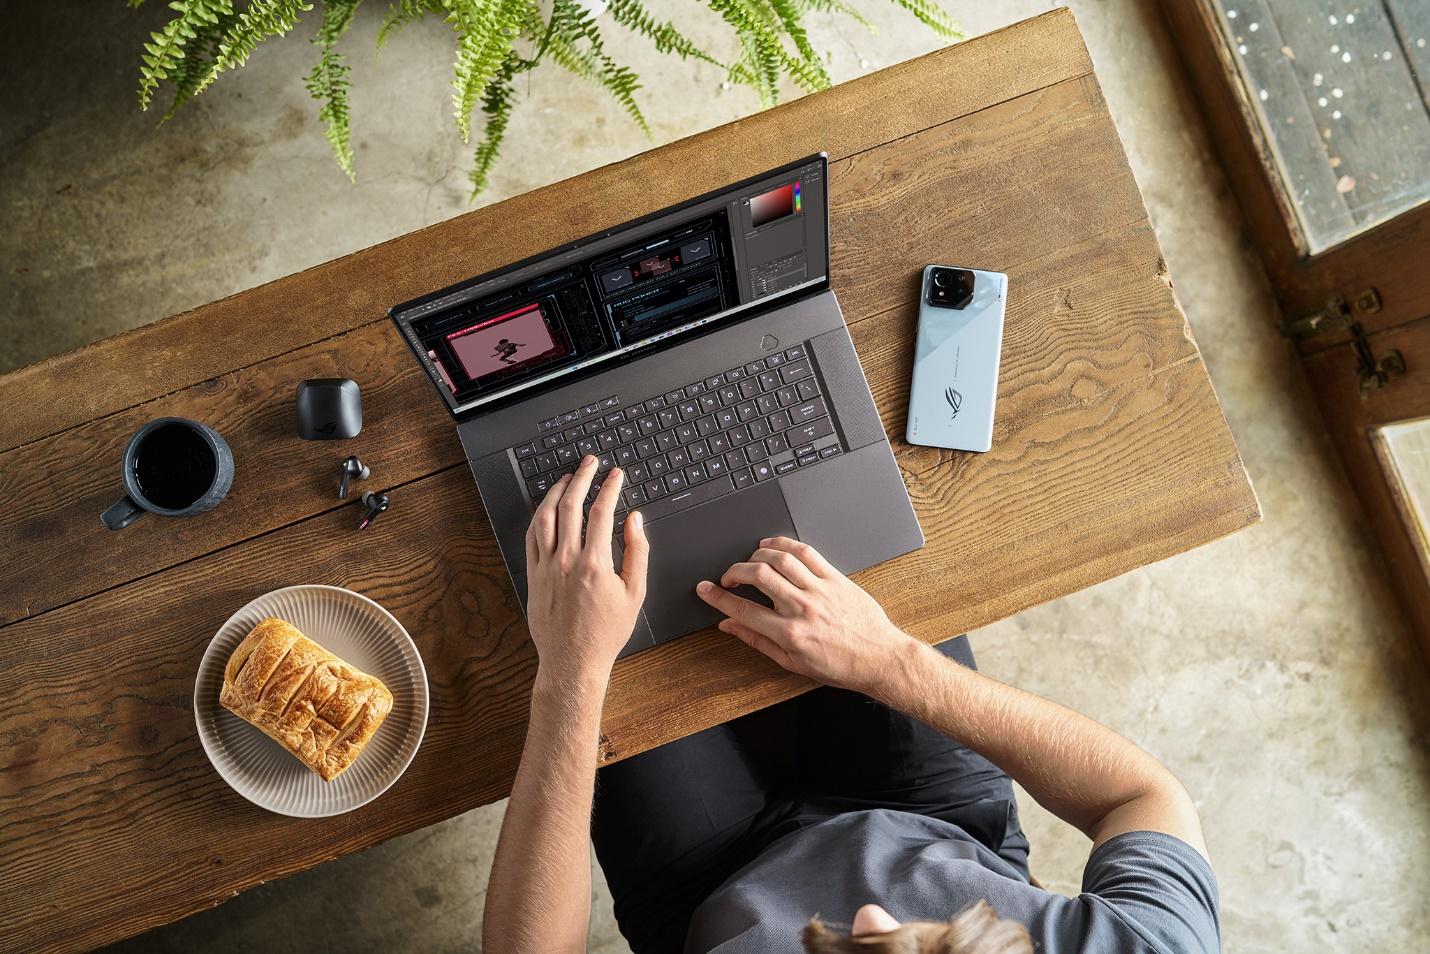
[220,617,393,782]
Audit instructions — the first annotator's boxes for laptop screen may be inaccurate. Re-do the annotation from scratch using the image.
[391,155,829,417]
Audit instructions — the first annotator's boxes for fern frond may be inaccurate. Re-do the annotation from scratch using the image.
[767,0,830,89]
[137,0,234,110]
[161,4,242,120]
[544,0,649,134]
[377,0,441,49]
[887,0,963,39]
[305,0,363,180]
[606,0,722,68]
[192,0,314,99]
[468,54,520,198]
[443,0,523,143]
[802,0,874,33]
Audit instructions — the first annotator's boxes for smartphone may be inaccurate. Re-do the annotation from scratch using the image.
[906,265,1007,453]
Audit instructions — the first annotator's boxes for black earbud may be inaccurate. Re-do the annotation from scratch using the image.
[357,490,389,530]
[338,455,370,500]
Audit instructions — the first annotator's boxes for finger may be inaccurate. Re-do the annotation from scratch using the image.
[719,618,794,670]
[720,561,803,609]
[584,467,624,556]
[620,510,650,594]
[559,456,598,554]
[695,579,784,633]
[750,546,818,589]
[530,474,571,555]
[760,535,837,579]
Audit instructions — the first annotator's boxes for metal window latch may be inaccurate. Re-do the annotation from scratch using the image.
[1279,289,1404,395]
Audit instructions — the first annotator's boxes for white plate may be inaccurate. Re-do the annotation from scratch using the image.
[194,585,429,817]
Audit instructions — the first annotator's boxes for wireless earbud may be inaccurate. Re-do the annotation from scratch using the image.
[357,490,389,530]
[338,455,370,499]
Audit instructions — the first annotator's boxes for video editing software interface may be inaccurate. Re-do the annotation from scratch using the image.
[397,157,828,416]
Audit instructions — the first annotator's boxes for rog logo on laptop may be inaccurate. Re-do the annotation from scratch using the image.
[945,386,962,420]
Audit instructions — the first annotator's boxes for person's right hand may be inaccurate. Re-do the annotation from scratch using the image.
[694,536,917,697]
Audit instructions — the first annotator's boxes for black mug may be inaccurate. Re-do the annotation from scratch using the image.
[101,417,235,531]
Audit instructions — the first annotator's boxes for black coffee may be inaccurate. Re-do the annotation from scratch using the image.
[133,423,217,510]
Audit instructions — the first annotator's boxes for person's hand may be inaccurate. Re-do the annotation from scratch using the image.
[524,455,649,685]
[694,536,916,697]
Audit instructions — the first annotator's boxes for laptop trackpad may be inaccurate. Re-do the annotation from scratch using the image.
[641,481,796,644]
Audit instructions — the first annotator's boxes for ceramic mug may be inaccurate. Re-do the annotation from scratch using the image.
[101,417,234,530]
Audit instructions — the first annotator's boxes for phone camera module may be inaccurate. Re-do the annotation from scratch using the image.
[928,267,975,310]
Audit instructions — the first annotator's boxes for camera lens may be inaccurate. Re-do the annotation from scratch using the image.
[932,271,949,289]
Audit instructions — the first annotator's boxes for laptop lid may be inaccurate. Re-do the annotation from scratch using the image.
[390,154,830,421]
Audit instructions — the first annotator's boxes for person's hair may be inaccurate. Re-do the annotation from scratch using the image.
[802,901,1033,954]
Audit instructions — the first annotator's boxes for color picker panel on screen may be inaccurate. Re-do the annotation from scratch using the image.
[446,303,567,380]
[750,181,801,228]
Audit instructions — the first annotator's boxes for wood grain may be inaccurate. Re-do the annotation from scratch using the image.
[0,11,1260,952]
[0,9,1093,456]
[0,75,1153,628]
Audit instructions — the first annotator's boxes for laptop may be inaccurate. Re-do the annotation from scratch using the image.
[390,154,922,657]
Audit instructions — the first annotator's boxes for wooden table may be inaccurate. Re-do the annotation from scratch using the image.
[0,10,1258,951]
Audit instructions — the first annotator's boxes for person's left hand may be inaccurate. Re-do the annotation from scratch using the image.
[524,455,649,684]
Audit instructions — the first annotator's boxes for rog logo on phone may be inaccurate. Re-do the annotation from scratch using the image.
[945,386,962,419]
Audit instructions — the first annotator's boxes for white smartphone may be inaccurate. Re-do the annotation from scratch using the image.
[905,265,1007,453]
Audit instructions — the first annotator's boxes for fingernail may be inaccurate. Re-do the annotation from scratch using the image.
[759,537,772,546]
[696,581,712,595]
[633,510,643,529]
[583,454,596,465]
[560,474,572,483]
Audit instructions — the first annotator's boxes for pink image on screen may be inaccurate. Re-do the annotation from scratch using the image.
[447,303,564,380]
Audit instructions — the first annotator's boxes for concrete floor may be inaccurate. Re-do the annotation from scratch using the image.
[7,1,1428,951]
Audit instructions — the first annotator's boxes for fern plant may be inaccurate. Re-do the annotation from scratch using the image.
[131,0,962,198]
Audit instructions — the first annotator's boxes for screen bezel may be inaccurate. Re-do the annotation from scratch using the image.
[390,153,830,421]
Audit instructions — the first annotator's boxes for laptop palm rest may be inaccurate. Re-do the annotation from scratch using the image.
[637,481,796,644]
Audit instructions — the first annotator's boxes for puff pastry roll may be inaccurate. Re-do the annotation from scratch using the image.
[220,617,393,782]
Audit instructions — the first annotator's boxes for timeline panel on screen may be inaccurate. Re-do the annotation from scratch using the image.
[396,156,828,415]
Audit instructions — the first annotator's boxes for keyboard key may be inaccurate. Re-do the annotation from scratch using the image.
[649,455,670,475]
[665,471,688,492]
[775,386,798,407]
[656,431,678,452]
[543,434,562,449]
[675,423,697,444]
[601,395,621,409]
[618,422,639,443]
[616,446,637,467]
[751,461,775,481]
[797,379,820,400]
[536,451,558,471]
[705,456,727,477]
[780,359,812,383]
[520,458,539,479]
[725,450,747,470]
[765,352,785,367]
[627,401,645,415]
[726,366,746,381]
[665,389,685,404]
[577,436,598,456]
[766,434,789,455]
[797,452,819,466]
[791,396,828,422]
[699,393,720,413]
[686,381,706,396]
[629,462,648,482]
[604,410,626,425]
[819,445,841,459]
[689,439,710,461]
[644,478,668,500]
[539,418,560,432]
[749,419,771,441]
[623,486,647,508]
[647,395,668,410]
[746,442,770,463]
[669,447,689,468]
[736,401,759,422]
[768,409,792,432]
[585,420,606,436]
[515,442,538,459]
[705,374,725,389]
[729,425,751,446]
[716,407,738,429]
[597,430,619,450]
[678,400,701,421]
[785,344,806,360]
[527,475,554,497]
[739,379,760,400]
[745,360,766,374]
[561,409,581,424]
[638,414,660,435]
[758,370,782,392]
[657,407,679,429]
[581,403,601,417]
[775,459,799,476]
[733,467,755,489]
[597,453,615,472]
[563,426,584,442]
[756,393,779,416]
[718,384,741,405]
[695,415,718,438]
[685,463,707,484]
[710,433,730,454]
[635,437,657,459]
[788,416,834,445]
[795,443,816,458]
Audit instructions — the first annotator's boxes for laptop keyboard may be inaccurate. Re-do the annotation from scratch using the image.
[511,340,843,527]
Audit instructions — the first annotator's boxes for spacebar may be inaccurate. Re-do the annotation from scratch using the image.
[640,476,735,524]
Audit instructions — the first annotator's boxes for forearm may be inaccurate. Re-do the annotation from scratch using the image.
[875,639,1206,857]
[483,667,609,954]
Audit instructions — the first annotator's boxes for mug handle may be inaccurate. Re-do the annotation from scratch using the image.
[101,494,146,531]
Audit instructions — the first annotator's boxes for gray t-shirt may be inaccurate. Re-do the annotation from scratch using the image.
[685,809,1219,954]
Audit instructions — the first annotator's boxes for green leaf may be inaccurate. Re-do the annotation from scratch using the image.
[192,0,315,99]
[136,0,235,110]
[305,0,364,180]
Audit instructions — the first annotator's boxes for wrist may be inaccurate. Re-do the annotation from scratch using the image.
[533,656,612,703]
[864,628,926,705]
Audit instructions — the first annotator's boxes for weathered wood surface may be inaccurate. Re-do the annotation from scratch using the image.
[0,10,1258,952]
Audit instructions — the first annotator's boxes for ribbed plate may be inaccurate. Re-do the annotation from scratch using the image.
[194,585,428,817]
